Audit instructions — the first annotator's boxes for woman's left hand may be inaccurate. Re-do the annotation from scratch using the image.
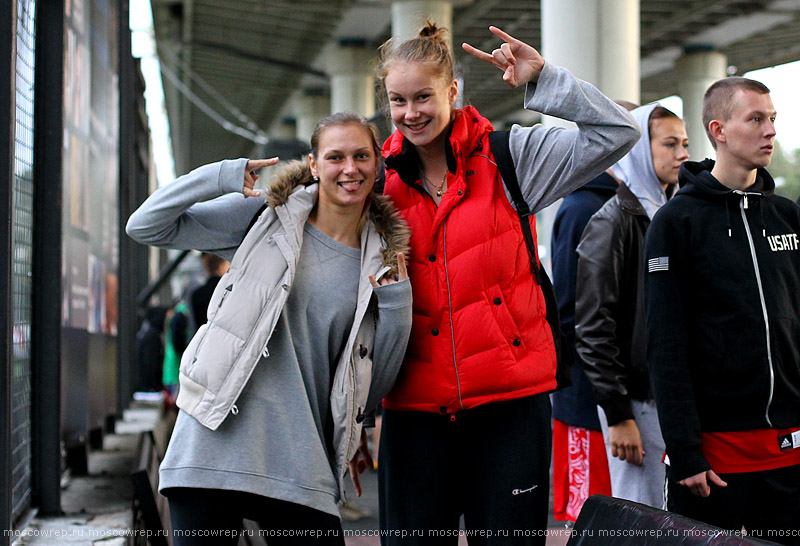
[244,157,279,197]
[348,428,374,497]
[461,26,545,88]
[369,252,408,287]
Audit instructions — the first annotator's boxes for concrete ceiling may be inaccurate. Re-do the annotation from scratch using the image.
[151,0,800,173]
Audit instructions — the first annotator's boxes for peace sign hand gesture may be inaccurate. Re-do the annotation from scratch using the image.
[462,26,545,88]
[243,157,279,197]
[369,253,409,287]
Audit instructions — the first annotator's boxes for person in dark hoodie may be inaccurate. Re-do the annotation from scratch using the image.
[576,103,689,510]
[643,77,800,543]
[550,171,616,522]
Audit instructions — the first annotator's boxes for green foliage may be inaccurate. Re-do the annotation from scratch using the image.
[770,141,800,201]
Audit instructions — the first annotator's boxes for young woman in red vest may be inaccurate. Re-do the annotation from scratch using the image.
[372,22,639,543]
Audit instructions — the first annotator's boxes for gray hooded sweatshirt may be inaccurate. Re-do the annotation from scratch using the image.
[610,103,670,219]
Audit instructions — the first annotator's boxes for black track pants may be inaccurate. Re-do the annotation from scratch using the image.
[668,463,800,545]
[378,394,552,546]
[166,488,345,546]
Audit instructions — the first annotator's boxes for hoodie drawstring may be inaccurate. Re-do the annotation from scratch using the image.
[724,198,733,238]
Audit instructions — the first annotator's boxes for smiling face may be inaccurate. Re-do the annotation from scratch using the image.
[384,60,458,152]
[309,122,378,212]
[650,116,689,189]
[715,89,776,170]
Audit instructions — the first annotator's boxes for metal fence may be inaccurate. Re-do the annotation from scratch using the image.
[11,0,36,523]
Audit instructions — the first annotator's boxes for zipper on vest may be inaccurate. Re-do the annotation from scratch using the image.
[218,284,233,308]
[738,195,775,427]
[442,219,465,409]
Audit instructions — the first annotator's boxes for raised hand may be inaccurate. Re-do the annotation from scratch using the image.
[369,252,408,287]
[462,26,545,88]
[243,157,279,197]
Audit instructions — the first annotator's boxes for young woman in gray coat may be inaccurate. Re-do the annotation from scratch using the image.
[126,113,412,545]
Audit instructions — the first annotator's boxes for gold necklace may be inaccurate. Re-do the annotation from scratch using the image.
[425,171,447,197]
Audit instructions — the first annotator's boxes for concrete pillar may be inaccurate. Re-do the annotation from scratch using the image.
[327,41,376,117]
[389,0,472,108]
[542,0,639,103]
[675,48,727,161]
[294,91,331,144]
[390,0,475,40]
[269,117,297,141]
[599,0,639,103]
[539,0,639,270]
[391,1,452,42]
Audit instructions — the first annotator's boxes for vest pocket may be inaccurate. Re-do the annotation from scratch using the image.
[205,270,236,323]
[210,277,272,341]
[182,325,246,393]
[485,287,522,346]
[180,323,209,376]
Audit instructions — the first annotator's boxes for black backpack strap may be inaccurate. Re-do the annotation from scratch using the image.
[488,130,573,391]
[374,163,386,195]
[488,130,541,284]
[245,203,268,237]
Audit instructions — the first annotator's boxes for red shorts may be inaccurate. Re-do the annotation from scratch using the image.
[553,419,612,521]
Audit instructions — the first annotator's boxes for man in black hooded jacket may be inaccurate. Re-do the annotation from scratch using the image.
[643,77,800,543]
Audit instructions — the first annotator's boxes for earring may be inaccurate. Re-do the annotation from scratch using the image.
[313,176,319,182]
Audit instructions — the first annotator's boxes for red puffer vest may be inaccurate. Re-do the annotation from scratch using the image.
[382,106,557,413]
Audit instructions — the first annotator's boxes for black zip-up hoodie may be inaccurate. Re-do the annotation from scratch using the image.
[643,158,800,481]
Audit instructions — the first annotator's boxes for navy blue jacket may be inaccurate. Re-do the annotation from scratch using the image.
[551,172,618,428]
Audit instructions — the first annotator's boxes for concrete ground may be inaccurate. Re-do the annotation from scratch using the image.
[12,405,159,545]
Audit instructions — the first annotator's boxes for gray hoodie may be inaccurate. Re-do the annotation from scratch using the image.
[610,103,668,219]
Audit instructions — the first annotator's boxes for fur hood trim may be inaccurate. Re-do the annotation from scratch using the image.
[265,160,313,209]
[368,193,410,276]
[266,159,410,276]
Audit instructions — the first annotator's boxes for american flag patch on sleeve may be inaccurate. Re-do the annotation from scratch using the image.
[648,256,669,272]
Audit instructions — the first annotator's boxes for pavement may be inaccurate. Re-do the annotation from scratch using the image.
[12,404,160,545]
[11,401,572,546]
